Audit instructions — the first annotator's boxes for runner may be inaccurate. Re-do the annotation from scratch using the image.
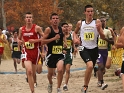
[61,23,74,91]
[18,12,44,93]
[68,23,78,58]
[73,5,105,93]
[9,30,22,73]
[112,27,124,91]
[97,16,114,90]
[0,27,7,65]
[42,13,67,93]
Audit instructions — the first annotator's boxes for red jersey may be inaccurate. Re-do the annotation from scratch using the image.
[21,24,40,64]
[22,24,39,49]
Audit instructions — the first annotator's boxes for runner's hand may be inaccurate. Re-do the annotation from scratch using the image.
[54,34,60,40]
[28,39,35,43]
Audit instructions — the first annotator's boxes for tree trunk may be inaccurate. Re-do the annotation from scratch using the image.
[1,0,6,30]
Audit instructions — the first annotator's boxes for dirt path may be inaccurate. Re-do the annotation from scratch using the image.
[0,54,123,93]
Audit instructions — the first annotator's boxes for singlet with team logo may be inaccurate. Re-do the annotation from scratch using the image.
[47,26,64,55]
[80,19,99,49]
[63,33,73,53]
[98,28,112,49]
[0,34,4,47]
[21,24,39,50]
[12,38,21,52]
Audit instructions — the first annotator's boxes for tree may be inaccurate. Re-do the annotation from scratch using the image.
[4,0,63,28]
[1,0,6,29]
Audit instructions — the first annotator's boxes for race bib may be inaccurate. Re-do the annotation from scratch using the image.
[67,40,72,49]
[84,32,94,40]
[0,43,3,47]
[21,54,26,59]
[78,46,84,51]
[14,47,18,51]
[98,39,107,47]
[25,42,34,49]
[52,46,62,54]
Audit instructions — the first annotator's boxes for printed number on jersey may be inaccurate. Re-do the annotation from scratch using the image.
[14,47,19,51]
[67,40,72,49]
[21,54,26,59]
[84,32,94,40]
[25,42,34,49]
[52,46,62,54]
[98,39,107,47]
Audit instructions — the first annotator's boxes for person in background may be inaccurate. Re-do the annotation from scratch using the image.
[112,27,124,92]
[0,27,7,65]
[96,16,114,90]
[61,23,75,91]
[9,30,22,73]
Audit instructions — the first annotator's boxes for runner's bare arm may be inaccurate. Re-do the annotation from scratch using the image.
[62,28,67,48]
[36,25,44,37]
[28,25,44,43]
[2,35,7,43]
[73,20,81,44]
[96,19,105,39]
[18,27,23,45]
[42,27,59,44]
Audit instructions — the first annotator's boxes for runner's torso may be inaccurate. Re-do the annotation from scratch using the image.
[21,24,39,50]
[47,26,64,54]
[80,19,99,49]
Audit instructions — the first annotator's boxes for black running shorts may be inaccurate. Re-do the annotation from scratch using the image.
[79,47,98,66]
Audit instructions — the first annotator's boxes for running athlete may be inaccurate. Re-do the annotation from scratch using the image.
[112,27,124,91]
[0,27,7,65]
[73,5,105,93]
[61,23,74,91]
[9,30,22,73]
[68,23,78,58]
[97,16,114,90]
[18,12,44,93]
[42,13,67,93]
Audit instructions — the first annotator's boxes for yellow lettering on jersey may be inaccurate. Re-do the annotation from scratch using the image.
[67,40,72,49]
[98,39,107,47]
[84,32,94,40]
[14,47,19,51]
[52,46,62,54]
[25,42,34,49]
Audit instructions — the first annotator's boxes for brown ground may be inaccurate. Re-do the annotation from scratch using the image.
[0,54,123,93]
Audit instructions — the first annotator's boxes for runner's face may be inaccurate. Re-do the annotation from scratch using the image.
[63,24,69,33]
[101,18,106,28]
[68,24,73,31]
[85,8,94,19]
[13,32,18,37]
[50,15,59,26]
[25,14,33,24]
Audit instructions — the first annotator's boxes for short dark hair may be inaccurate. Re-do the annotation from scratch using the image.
[13,29,19,34]
[100,16,106,19]
[61,23,68,27]
[25,12,32,15]
[84,5,93,11]
[24,12,33,18]
[50,13,58,19]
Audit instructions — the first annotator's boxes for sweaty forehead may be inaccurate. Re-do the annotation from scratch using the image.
[86,8,93,11]
[52,15,59,18]
[25,14,33,17]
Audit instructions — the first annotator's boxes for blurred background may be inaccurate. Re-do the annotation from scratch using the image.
[0,0,123,33]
